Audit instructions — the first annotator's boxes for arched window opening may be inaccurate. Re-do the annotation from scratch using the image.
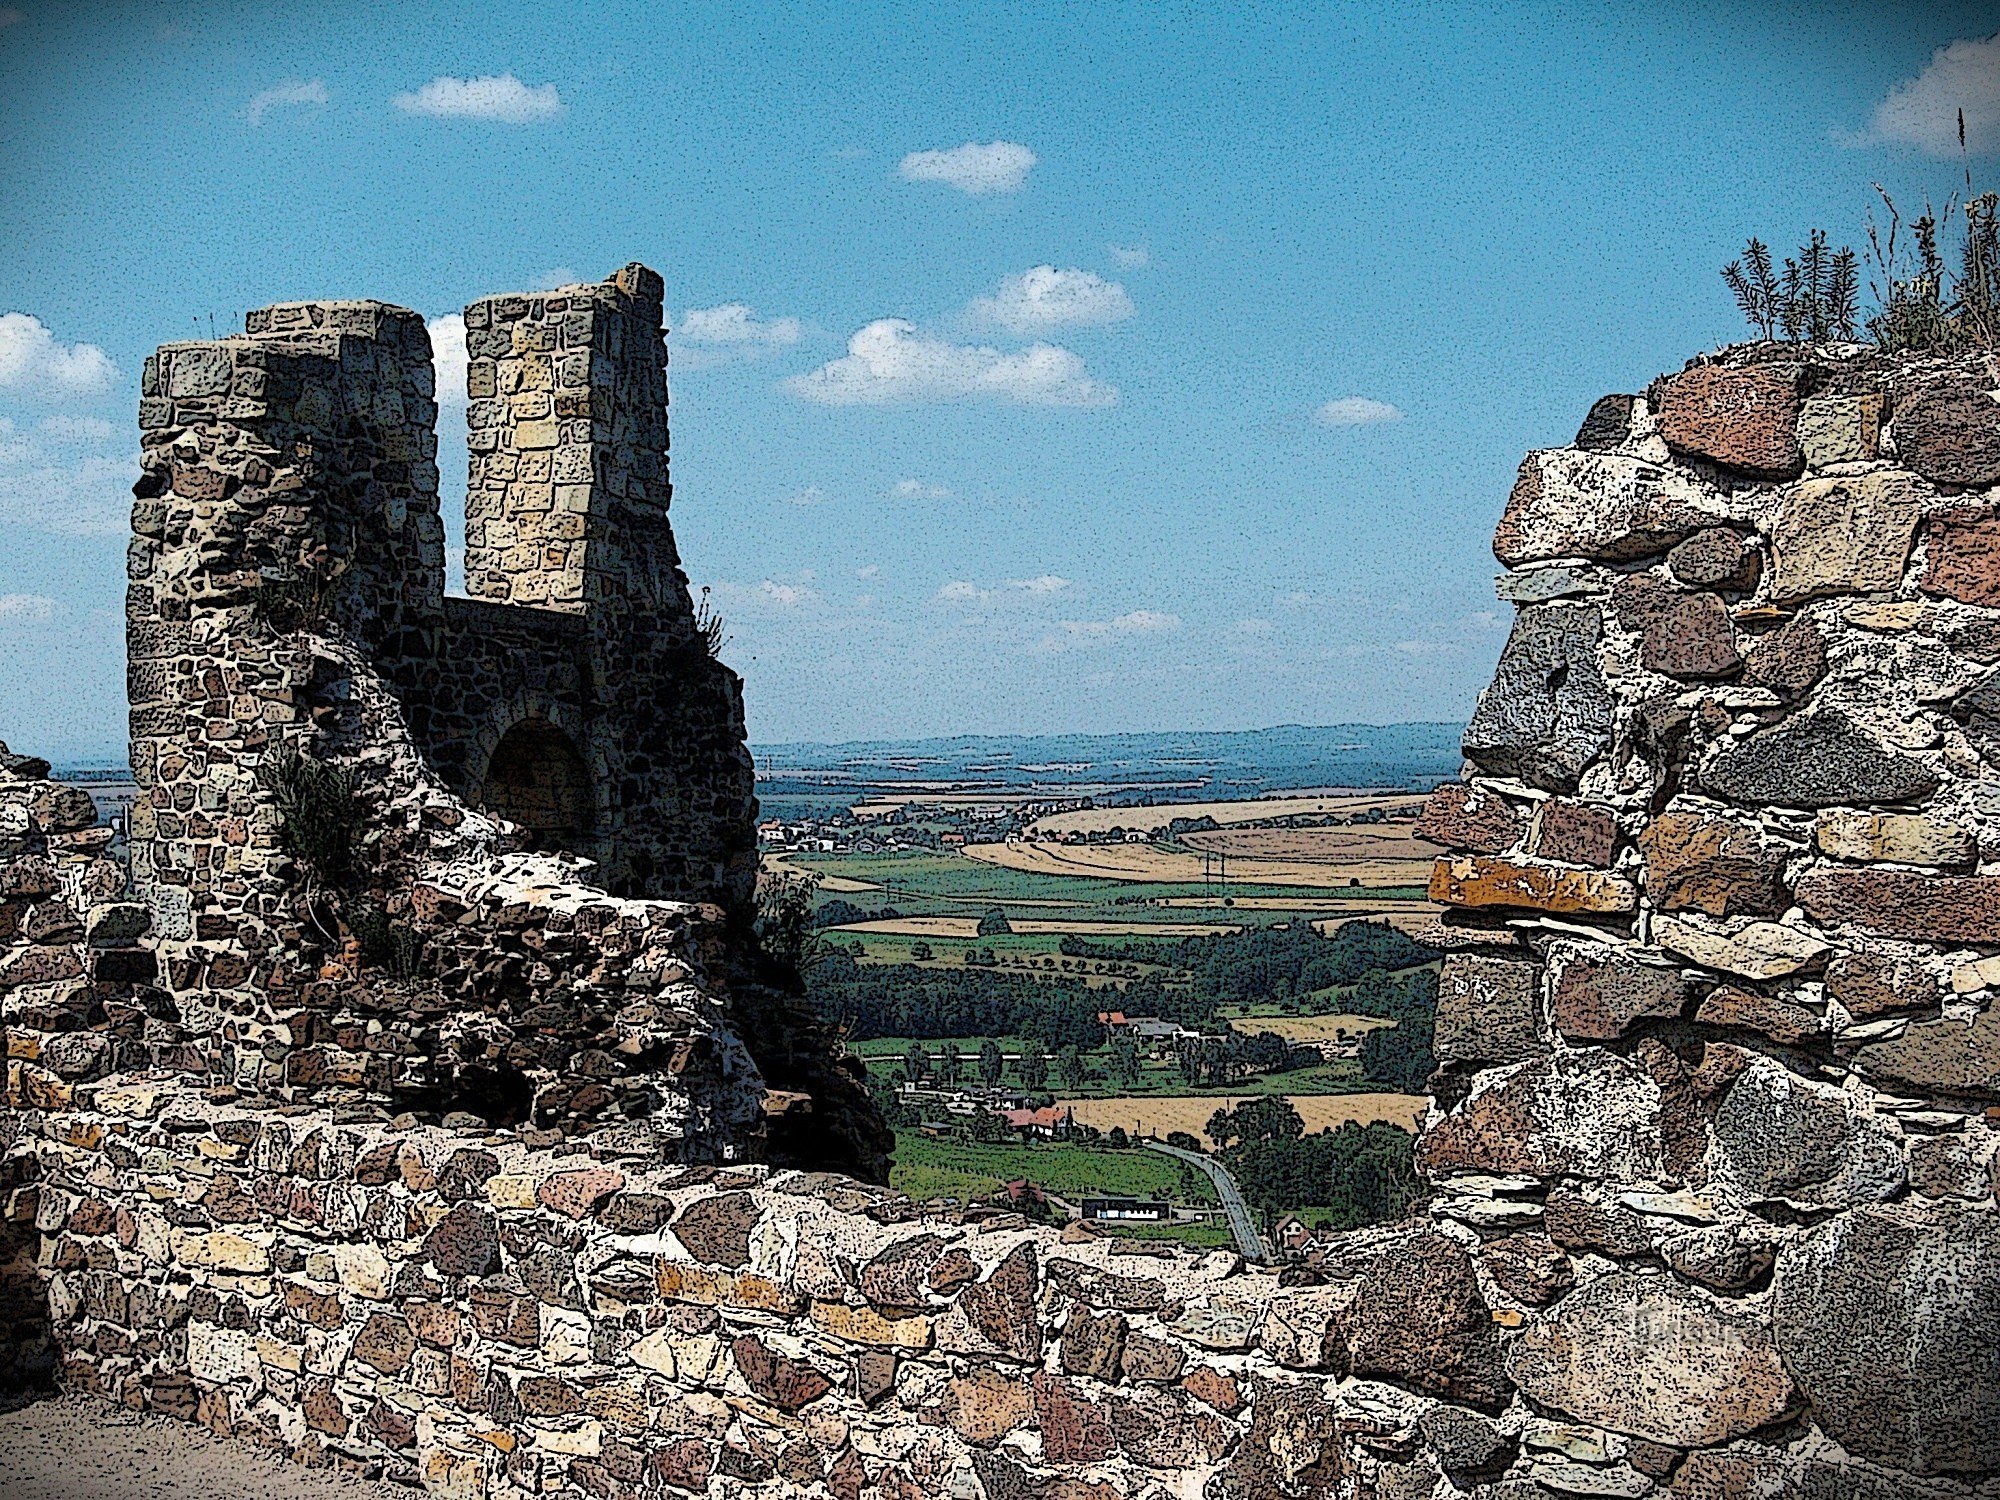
[481,718,593,853]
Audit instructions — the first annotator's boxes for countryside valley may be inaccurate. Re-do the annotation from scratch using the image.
[755,723,1459,1257]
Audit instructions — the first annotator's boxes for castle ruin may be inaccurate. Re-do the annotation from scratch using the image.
[3,283,1999,1498]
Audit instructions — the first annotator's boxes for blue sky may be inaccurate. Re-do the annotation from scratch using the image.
[3,2,1999,759]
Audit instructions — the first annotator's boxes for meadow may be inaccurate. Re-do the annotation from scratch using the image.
[887,1132,1218,1206]
[1055,1092,1428,1146]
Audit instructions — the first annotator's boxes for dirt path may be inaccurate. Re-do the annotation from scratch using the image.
[0,1394,408,1499]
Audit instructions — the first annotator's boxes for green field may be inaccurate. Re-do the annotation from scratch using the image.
[888,1132,1218,1206]
[794,850,1417,925]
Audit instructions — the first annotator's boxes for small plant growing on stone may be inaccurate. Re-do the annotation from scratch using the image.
[694,586,729,658]
[258,745,359,888]
[1722,231,1859,343]
[755,869,829,979]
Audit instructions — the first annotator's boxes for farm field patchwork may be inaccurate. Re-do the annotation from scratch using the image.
[1056,1092,1428,1146]
[961,838,1430,891]
[1226,1012,1397,1042]
[1028,792,1425,837]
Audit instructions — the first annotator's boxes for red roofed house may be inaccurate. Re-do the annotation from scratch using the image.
[1001,1105,1074,1140]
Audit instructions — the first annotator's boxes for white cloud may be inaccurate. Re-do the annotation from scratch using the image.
[1315,396,1403,428]
[899,140,1036,194]
[787,485,828,507]
[394,74,563,124]
[891,478,953,499]
[1869,34,2000,155]
[0,448,136,536]
[243,78,328,125]
[0,593,55,622]
[537,267,579,290]
[428,313,467,407]
[679,303,802,349]
[1040,608,1182,652]
[1009,574,1071,594]
[937,580,987,604]
[0,313,116,398]
[856,564,881,579]
[1109,245,1150,268]
[788,319,1115,407]
[39,415,114,440]
[967,266,1134,335]
[759,580,818,607]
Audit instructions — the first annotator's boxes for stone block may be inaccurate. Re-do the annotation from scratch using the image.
[1654,362,1803,477]
[1893,385,2000,487]
[1435,954,1545,1066]
[1769,471,1927,604]
[1428,855,1637,916]
[1797,392,1884,466]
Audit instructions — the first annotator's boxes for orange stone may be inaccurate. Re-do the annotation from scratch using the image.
[1428,855,1638,916]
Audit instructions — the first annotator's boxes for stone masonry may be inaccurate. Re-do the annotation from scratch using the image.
[5,333,2000,1497]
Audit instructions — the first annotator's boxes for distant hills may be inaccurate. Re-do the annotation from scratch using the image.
[753,723,1463,800]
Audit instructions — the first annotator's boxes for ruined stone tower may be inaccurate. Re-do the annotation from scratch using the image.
[120,266,778,1140]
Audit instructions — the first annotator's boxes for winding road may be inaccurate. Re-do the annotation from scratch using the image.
[1144,1140,1271,1263]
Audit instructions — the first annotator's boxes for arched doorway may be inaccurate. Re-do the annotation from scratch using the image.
[480,718,593,853]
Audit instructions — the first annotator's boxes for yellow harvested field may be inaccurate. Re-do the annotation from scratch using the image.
[1056,1092,1428,1144]
[831,916,1239,939]
[1030,792,1423,837]
[762,853,877,892]
[1182,821,1432,877]
[1227,1013,1397,1041]
[963,839,1420,890]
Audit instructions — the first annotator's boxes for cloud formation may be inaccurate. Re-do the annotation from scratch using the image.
[678,303,802,349]
[1316,395,1403,427]
[244,78,328,125]
[968,266,1134,335]
[0,418,136,536]
[788,320,1115,407]
[899,140,1036,194]
[0,313,116,398]
[394,74,563,123]
[0,594,55,622]
[1059,609,1180,639]
[427,314,468,407]
[891,478,954,499]
[1109,245,1150,268]
[1869,34,2000,155]
[1010,574,1071,594]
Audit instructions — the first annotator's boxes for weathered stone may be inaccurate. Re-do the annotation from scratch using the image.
[1741,612,1827,698]
[857,1233,945,1310]
[1506,1272,1795,1447]
[1209,1377,1345,1500]
[1105,1386,1235,1469]
[1575,393,1637,451]
[1769,471,1926,604]
[425,1203,500,1279]
[351,1313,416,1375]
[1708,1055,1905,1207]
[1429,855,1637,916]
[1666,527,1761,592]
[1435,954,1545,1067]
[671,1192,759,1268]
[1548,946,1698,1041]
[947,1243,1040,1363]
[1462,604,1614,790]
[1919,505,2000,606]
[1059,1307,1127,1380]
[1894,385,2000,487]
[850,1349,897,1408]
[1654,362,1802,477]
[655,1261,806,1314]
[1417,1406,1514,1475]
[731,1334,831,1413]
[598,1192,675,1234]
[537,1167,624,1221]
[1824,947,1937,1017]
[1258,1287,1348,1371]
[1706,706,1940,810]
[1694,984,1823,1044]
[1638,808,1785,917]
[1815,809,1976,869]
[1659,1222,1777,1291]
[1544,1188,1653,1258]
[1613,574,1742,678]
[1495,451,1723,567]
[1854,1000,2000,1100]
[1338,1231,1510,1409]
[1497,564,1607,603]
[1797,868,2000,944]
[1030,1373,1114,1465]
[1651,915,1827,980]
[1413,782,1522,854]
[1420,1051,1663,1182]
[1118,1332,1185,1384]
[1774,1201,2000,1476]
[1180,1366,1241,1416]
[1798,392,1884,466]
[1478,1232,1574,1307]
[1521,800,1616,869]
[1908,1134,1992,1199]
[809,1299,932,1350]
